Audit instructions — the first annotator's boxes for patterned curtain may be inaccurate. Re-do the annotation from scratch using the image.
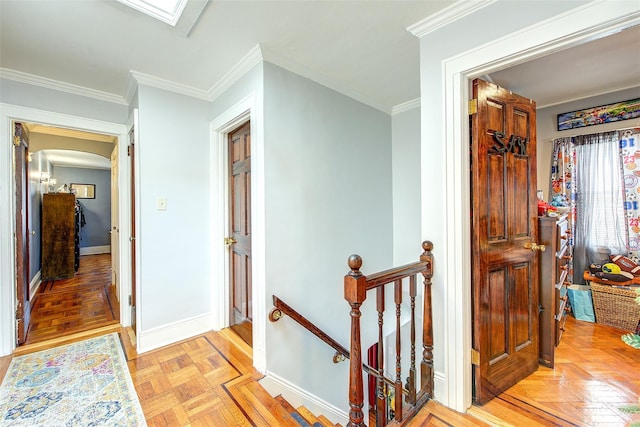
[620,129,640,263]
[550,137,576,283]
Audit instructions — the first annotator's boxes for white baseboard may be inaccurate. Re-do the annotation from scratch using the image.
[29,270,41,298]
[259,371,348,426]
[80,245,111,255]
[434,369,446,404]
[137,313,213,354]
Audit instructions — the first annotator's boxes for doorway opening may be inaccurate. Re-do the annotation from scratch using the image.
[8,118,129,349]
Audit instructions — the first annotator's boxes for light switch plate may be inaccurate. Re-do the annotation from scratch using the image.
[157,197,167,210]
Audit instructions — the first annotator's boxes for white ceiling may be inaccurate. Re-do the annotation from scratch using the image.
[1,0,639,167]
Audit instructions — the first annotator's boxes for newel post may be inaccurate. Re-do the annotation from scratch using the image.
[420,241,434,399]
[345,254,367,427]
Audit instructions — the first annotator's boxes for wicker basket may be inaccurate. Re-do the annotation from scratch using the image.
[589,282,640,332]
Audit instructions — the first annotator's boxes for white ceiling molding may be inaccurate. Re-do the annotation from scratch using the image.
[128,69,211,101]
[392,98,421,115]
[0,68,128,105]
[208,44,264,101]
[407,0,496,38]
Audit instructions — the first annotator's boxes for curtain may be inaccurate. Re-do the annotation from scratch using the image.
[620,129,640,262]
[549,137,576,283]
[573,131,627,279]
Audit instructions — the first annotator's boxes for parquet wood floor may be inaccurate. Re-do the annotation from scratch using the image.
[3,261,638,426]
[25,253,118,344]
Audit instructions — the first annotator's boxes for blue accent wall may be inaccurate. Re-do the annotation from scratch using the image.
[51,167,111,248]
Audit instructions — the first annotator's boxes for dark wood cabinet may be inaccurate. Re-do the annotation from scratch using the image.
[42,193,77,280]
[538,215,571,367]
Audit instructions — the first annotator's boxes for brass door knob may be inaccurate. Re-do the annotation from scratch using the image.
[524,242,546,252]
[224,237,237,245]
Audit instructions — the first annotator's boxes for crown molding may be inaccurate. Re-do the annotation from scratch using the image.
[0,68,128,105]
[392,98,420,115]
[128,70,210,101]
[208,44,263,101]
[407,0,496,38]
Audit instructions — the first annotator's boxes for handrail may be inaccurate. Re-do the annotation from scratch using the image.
[364,261,429,291]
[269,295,350,361]
[268,295,401,390]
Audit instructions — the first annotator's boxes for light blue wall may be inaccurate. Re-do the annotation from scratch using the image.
[51,166,111,248]
[0,78,128,124]
[392,106,421,265]
[262,62,393,410]
[136,84,212,331]
[28,151,51,282]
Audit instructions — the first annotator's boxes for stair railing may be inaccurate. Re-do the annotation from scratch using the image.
[268,241,434,427]
[345,241,434,427]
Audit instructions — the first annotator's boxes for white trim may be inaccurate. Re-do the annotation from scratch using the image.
[391,98,420,115]
[0,103,129,356]
[209,45,263,101]
[407,0,496,38]
[137,312,213,353]
[128,70,210,101]
[209,92,267,373]
[80,245,111,255]
[436,1,640,413]
[29,271,42,301]
[0,68,128,106]
[260,372,348,426]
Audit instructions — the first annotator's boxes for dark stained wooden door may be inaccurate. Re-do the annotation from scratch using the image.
[14,122,30,345]
[470,79,539,404]
[228,121,252,345]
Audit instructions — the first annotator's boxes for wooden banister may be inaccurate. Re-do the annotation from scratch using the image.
[270,295,350,361]
[345,241,434,427]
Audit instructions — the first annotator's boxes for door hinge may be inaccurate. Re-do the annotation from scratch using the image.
[471,348,480,366]
[128,295,132,306]
[469,99,478,115]
[127,145,131,156]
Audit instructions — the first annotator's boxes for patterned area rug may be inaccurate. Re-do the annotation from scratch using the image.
[0,333,146,426]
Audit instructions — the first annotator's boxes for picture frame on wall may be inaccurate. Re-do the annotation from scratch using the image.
[70,183,95,199]
[557,98,640,131]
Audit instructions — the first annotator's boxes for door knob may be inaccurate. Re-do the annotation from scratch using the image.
[524,242,545,252]
[224,237,237,245]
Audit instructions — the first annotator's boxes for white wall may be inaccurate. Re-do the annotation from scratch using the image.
[135,85,213,346]
[392,104,421,265]
[262,62,393,412]
[537,86,640,201]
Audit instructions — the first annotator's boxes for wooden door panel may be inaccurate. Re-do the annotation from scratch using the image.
[472,78,539,404]
[488,267,508,362]
[229,121,252,331]
[488,153,507,241]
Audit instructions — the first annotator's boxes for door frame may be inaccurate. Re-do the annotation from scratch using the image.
[210,93,267,373]
[439,5,640,412]
[0,103,131,355]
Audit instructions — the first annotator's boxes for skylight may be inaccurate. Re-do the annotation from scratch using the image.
[117,0,188,26]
